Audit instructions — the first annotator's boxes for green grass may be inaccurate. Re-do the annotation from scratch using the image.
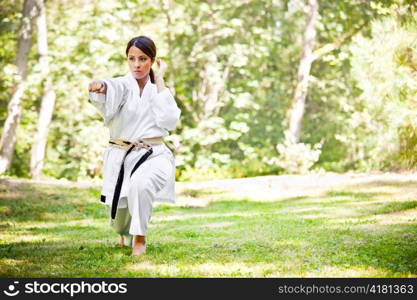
[0,177,416,277]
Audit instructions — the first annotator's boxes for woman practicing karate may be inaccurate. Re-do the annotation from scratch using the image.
[87,36,181,255]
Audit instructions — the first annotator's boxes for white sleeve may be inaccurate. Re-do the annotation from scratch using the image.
[88,77,127,126]
[150,88,181,131]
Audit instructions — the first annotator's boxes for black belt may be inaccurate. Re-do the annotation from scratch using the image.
[100,139,156,220]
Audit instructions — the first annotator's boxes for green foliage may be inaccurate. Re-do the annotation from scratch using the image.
[0,0,21,122]
[346,15,417,170]
[272,131,322,174]
[398,124,417,169]
[0,0,416,181]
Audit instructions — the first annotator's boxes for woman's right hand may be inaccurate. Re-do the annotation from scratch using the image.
[88,80,107,94]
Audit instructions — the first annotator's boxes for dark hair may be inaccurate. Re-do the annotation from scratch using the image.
[125,36,156,83]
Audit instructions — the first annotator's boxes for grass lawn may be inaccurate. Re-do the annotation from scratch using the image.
[0,175,416,277]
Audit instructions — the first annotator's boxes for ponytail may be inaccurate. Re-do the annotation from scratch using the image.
[149,68,155,83]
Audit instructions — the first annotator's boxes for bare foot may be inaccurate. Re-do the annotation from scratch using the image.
[132,235,146,255]
[119,235,125,247]
[132,244,146,255]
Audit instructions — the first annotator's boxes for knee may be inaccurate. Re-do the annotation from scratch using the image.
[132,179,155,198]
[109,208,130,234]
[111,216,131,235]
[111,223,126,235]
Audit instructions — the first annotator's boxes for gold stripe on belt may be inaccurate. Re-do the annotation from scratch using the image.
[109,137,163,150]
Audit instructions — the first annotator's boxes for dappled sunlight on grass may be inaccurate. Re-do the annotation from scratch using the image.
[152,211,261,222]
[374,208,417,225]
[284,206,359,218]
[0,205,12,215]
[125,261,183,277]
[273,239,310,248]
[0,258,29,275]
[0,233,53,244]
[125,261,283,277]
[328,208,417,227]
[205,221,235,229]
[0,175,416,277]
[303,265,401,278]
[14,218,107,229]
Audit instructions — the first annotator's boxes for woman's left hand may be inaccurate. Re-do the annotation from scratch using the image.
[156,58,167,78]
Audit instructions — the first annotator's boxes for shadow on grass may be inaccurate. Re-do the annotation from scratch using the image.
[360,179,417,188]
[0,180,105,222]
[0,179,416,277]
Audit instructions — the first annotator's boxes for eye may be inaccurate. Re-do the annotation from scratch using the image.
[140,57,147,62]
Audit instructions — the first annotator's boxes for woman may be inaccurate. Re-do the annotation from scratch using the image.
[88,36,181,255]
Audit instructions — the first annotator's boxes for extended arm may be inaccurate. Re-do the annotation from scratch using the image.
[88,78,127,126]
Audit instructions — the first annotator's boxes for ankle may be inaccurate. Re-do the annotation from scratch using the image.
[133,235,146,245]
[119,235,125,247]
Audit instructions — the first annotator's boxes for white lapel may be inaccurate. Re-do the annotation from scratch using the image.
[140,76,151,101]
[125,72,139,99]
[125,72,152,101]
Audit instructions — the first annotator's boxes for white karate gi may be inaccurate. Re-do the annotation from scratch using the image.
[88,71,181,238]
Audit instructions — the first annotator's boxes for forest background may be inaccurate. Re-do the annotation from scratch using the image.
[0,0,416,183]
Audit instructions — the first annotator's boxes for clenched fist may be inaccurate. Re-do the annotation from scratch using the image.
[155,58,167,79]
[88,80,107,94]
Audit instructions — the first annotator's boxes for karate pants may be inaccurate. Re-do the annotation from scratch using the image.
[106,153,172,242]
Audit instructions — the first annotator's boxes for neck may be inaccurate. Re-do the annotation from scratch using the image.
[136,75,150,90]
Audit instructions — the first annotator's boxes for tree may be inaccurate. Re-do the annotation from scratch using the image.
[30,0,56,179]
[286,0,371,144]
[287,0,319,143]
[0,0,40,174]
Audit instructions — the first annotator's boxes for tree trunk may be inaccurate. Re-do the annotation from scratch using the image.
[0,0,40,174]
[199,53,230,120]
[160,0,175,94]
[30,0,56,179]
[287,0,319,143]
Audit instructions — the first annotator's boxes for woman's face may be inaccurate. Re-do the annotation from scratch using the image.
[127,46,154,80]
